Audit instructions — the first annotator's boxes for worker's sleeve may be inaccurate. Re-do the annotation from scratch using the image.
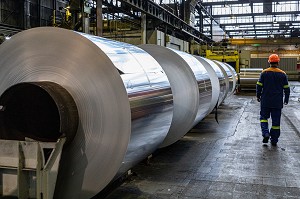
[256,73,263,99]
[283,74,290,104]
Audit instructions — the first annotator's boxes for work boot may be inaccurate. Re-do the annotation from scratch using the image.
[271,142,277,146]
[262,136,269,143]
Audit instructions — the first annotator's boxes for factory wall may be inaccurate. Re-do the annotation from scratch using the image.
[250,58,297,71]
[147,29,189,51]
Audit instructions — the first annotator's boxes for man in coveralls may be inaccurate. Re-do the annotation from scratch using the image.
[256,54,290,146]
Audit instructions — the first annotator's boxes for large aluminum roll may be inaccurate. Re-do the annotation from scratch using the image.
[213,60,231,100]
[138,44,199,147]
[200,59,226,106]
[194,56,220,113]
[223,63,238,95]
[168,49,212,126]
[0,27,239,198]
[0,27,174,198]
[80,35,174,177]
[0,27,131,199]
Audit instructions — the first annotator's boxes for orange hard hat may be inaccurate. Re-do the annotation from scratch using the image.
[268,54,280,63]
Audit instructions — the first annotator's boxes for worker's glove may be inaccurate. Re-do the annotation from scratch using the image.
[257,98,261,102]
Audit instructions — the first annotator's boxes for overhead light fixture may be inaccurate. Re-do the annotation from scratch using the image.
[273,15,277,23]
[224,3,229,7]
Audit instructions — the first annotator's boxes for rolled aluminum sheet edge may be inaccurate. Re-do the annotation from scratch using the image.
[223,63,238,95]
[138,44,199,148]
[83,35,175,179]
[213,60,231,101]
[168,48,212,127]
[218,62,234,96]
[201,59,227,106]
[195,57,220,114]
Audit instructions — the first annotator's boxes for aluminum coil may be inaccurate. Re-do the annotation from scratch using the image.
[138,44,199,147]
[80,35,174,178]
[168,49,212,126]
[194,57,220,113]
[0,27,238,198]
[223,63,238,95]
[213,60,231,100]
[202,59,226,106]
[0,27,132,199]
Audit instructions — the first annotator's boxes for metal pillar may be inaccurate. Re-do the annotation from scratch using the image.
[141,13,146,44]
[96,0,103,36]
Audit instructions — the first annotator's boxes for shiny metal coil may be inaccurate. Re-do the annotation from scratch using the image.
[213,60,231,100]
[0,27,131,199]
[0,27,237,198]
[81,34,174,179]
[169,49,212,127]
[239,68,263,89]
[223,63,238,95]
[202,59,227,106]
[195,57,220,113]
[139,44,199,147]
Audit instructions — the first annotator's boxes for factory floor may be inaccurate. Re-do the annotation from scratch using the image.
[105,82,300,199]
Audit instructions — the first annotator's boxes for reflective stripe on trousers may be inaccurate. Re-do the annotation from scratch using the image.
[260,107,282,143]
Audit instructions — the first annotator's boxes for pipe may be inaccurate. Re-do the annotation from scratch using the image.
[0,27,237,199]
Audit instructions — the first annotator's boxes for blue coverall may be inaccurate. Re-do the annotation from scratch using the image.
[256,66,290,144]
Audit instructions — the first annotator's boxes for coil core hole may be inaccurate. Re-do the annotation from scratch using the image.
[0,82,78,144]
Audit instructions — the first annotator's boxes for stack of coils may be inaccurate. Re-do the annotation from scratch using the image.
[0,27,238,198]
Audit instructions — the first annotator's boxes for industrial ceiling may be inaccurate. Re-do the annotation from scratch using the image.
[198,0,300,39]
[1,0,300,43]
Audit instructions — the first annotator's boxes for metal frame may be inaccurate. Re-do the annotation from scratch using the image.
[101,0,213,43]
[0,138,66,199]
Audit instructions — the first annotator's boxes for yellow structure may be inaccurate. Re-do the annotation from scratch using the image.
[205,50,240,72]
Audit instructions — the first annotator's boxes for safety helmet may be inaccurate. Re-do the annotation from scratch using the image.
[268,54,280,63]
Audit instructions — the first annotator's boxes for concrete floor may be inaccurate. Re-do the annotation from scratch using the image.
[104,82,300,199]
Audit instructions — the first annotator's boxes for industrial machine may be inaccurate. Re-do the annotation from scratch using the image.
[0,27,237,199]
[205,49,239,73]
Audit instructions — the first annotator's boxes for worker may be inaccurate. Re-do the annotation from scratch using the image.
[256,54,290,146]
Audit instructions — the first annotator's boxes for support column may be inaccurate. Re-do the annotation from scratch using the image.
[53,0,56,26]
[96,0,103,36]
[82,1,90,33]
[0,1,2,23]
[38,0,41,26]
[141,13,147,44]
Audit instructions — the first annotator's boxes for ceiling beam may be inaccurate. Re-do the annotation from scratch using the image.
[229,37,300,45]
[201,0,298,6]
[202,21,300,27]
[224,27,297,32]
[198,11,300,18]
[229,33,290,37]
